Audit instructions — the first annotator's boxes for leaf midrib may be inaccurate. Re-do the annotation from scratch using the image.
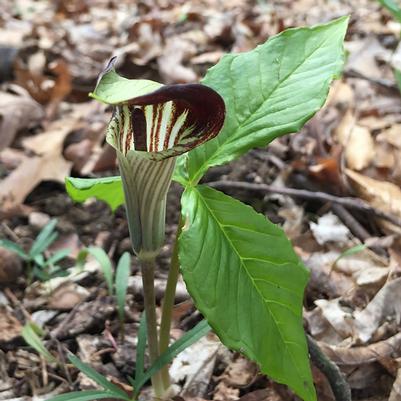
[193,186,307,388]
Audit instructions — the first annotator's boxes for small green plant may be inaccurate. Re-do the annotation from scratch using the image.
[0,219,70,282]
[79,247,131,334]
[53,17,348,401]
[21,322,56,363]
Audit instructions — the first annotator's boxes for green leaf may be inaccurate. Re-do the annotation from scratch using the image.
[179,185,315,401]
[21,323,56,363]
[133,319,210,397]
[181,17,348,184]
[68,354,130,400]
[394,68,401,93]
[45,248,71,266]
[86,247,114,295]
[172,153,190,186]
[46,390,125,401]
[0,239,29,260]
[65,176,125,212]
[90,67,162,105]
[29,219,58,258]
[333,244,367,266]
[115,252,131,323]
[378,0,401,21]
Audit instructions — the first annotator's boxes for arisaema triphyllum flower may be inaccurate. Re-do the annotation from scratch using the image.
[91,57,226,262]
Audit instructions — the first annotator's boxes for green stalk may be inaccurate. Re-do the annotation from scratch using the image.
[159,216,183,389]
[140,258,165,398]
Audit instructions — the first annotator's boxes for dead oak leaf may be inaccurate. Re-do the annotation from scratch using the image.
[345,169,401,221]
[0,91,44,151]
[0,115,81,211]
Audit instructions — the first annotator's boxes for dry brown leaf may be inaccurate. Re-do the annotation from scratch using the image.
[345,168,401,219]
[377,124,401,149]
[0,91,43,151]
[238,388,285,401]
[346,125,375,170]
[314,299,354,341]
[346,36,390,79]
[304,307,344,345]
[47,282,90,310]
[170,335,220,398]
[0,306,22,343]
[305,251,355,299]
[327,80,354,108]
[334,110,376,170]
[335,109,355,145]
[213,381,239,401]
[0,247,22,284]
[374,141,395,169]
[158,36,198,84]
[354,278,401,343]
[0,109,91,211]
[221,356,257,388]
[341,124,375,171]
[389,364,401,401]
[319,332,401,367]
[0,127,72,210]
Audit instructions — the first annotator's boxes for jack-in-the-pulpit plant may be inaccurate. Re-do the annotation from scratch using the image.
[96,56,225,397]
[52,16,348,401]
[101,57,225,259]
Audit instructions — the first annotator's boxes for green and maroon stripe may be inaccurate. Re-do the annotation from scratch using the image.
[107,84,225,160]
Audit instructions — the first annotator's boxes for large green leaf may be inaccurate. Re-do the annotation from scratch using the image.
[65,176,124,212]
[179,185,314,401]
[180,16,348,184]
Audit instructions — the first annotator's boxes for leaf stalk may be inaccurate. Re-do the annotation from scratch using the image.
[158,215,183,389]
[140,258,164,398]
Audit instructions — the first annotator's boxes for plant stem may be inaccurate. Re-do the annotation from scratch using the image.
[307,335,351,401]
[159,216,183,389]
[140,258,165,398]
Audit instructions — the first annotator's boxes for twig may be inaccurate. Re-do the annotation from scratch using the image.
[344,69,399,92]
[1,222,20,241]
[4,287,32,321]
[207,180,401,228]
[330,204,386,257]
[307,335,351,401]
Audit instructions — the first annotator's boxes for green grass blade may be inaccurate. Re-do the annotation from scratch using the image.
[0,239,29,260]
[68,354,130,400]
[86,247,114,295]
[21,323,55,363]
[115,252,131,324]
[378,0,401,22]
[46,390,126,401]
[134,319,210,396]
[333,244,367,266]
[29,219,58,257]
[45,248,71,266]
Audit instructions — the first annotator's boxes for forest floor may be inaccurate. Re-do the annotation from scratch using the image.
[1,0,401,400]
